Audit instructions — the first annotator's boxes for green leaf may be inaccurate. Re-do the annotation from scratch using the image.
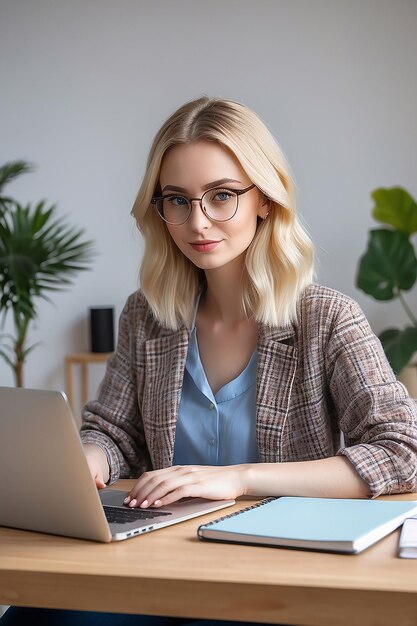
[372,187,417,235]
[0,349,15,369]
[356,229,417,300]
[21,341,42,360]
[31,201,53,234]
[0,333,15,342]
[379,327,417,374]
[0,199,94,320]
[0,344,14,357]
[0,160,34,195]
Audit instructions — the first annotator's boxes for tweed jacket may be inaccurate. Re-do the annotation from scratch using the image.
[80,284,417,497]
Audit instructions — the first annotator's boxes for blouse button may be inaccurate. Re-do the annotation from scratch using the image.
[209,403,215,410]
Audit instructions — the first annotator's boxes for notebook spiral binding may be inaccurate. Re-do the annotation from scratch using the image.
[198,497,277,532]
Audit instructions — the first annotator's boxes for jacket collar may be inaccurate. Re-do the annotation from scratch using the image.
[258,321,297,345]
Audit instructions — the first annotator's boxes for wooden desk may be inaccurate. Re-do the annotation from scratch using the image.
[1,483,417,626]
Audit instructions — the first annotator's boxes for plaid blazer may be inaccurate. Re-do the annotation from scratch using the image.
[80,284,417,497]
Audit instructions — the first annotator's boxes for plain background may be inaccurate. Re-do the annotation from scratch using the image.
[0,0,416,408]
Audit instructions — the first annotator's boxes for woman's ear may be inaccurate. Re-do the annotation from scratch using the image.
[257,194,271,220]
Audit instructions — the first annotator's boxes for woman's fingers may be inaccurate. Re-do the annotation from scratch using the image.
[128,466,186,494]
[150,484,198,508]
[127,467,198,508]
[95,476,106,489]
[124,465,245,508]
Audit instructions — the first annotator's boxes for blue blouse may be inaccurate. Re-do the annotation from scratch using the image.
[172,327,259,466]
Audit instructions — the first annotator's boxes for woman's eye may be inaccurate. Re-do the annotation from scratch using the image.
[167,196,188,207]
[213,191,232,202]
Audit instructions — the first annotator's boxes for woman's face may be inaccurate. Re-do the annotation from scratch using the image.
[158,140,268,272]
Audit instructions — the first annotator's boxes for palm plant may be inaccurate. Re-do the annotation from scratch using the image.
[0,160,94,387]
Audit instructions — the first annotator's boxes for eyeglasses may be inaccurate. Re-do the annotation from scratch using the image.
[151,184,256,225]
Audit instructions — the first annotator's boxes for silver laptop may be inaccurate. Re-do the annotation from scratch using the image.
[0,386,235,542]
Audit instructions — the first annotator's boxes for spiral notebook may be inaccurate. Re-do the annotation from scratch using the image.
[198,497,417,554]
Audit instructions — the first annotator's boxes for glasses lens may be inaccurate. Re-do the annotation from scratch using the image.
[157,196,190,224]
[202,188,238,221]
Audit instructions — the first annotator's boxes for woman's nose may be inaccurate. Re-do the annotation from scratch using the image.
[187,199,212,230]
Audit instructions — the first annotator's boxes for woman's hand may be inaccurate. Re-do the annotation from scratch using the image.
[83,444,109,489]
[124,464,249,508]
[86,455,106,489]
[123,456,371,507]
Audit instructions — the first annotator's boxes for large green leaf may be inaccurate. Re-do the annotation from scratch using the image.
[379,327,417,374]
[372,187,417,235]
[356,229,417,300]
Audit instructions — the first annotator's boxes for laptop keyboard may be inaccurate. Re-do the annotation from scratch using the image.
[103,505,172,525]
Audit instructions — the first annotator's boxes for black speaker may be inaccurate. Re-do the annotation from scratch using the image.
[89,307,115,353]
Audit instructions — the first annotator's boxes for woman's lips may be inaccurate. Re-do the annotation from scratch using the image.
[189,240,221,252]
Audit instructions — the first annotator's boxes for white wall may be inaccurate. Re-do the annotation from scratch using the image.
[1,0,416,398]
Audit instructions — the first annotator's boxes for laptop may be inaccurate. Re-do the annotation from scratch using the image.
[0,386,235,542]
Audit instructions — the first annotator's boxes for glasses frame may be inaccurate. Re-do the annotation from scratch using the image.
[151,184,256,225]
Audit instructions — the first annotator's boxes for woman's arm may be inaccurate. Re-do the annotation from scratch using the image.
[83,443,110,488]
[80,293,152,484]
[324,297,417,497]
[124,455,370,508]
[244,456,370,498]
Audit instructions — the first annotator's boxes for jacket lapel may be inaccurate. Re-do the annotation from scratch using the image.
[257,324,298,462]
[142,329,190,469]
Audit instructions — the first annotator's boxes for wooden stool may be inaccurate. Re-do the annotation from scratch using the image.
[65,352,112,416]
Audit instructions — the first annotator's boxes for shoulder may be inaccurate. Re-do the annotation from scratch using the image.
[296,283,368,341]
[298,284,364,321]
[124,289,153,319]
[299,283,359,309]
[120,289,180,340]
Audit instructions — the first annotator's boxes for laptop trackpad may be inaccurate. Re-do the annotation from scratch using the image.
[99,488,130,507]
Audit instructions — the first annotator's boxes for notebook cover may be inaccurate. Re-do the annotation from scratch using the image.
[198,497,417,553]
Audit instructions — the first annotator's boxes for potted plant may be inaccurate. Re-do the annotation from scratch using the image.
[0,160,94,387]
[356,186,417,387]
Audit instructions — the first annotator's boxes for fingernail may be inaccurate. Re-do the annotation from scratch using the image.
[124,496,131,504]
[140,500,149,508]
[129,499,137,507]
[154,500,161,506]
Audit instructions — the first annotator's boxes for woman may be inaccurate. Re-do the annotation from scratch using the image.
[3,96,416,625]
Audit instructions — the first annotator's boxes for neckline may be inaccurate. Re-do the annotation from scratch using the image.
[186,327,257,403]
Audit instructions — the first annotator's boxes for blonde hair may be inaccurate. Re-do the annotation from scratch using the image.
[131,96,314,329]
